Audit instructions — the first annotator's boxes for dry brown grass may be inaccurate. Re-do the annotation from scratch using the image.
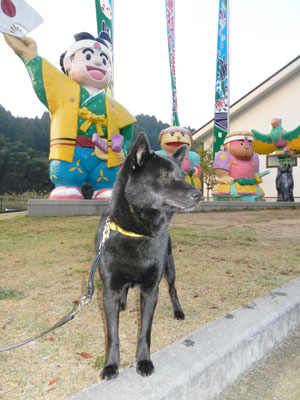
[1,208,300,399]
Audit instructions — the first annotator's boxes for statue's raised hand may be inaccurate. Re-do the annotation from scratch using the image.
[4,34,38,61]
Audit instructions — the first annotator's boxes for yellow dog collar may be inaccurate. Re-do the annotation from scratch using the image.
[109,220,144,237]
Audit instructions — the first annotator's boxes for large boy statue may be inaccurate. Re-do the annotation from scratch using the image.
[4,32,135,200]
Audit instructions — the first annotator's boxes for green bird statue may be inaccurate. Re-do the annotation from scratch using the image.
[252,118,299,202]
[252,118,300,155]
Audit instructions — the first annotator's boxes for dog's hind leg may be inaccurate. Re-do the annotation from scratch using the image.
[136,287,158,377]
[164,235,185,320]
[101,287,121,380]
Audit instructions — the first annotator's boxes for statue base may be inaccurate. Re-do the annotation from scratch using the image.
[27,199,300,217]
[28,199,109,217]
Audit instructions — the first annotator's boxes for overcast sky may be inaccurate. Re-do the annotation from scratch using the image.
[0,0,299,131]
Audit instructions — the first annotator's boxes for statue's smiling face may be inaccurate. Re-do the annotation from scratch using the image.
[160,131,192,153]
[68,46,111,90]
[227,138,254,160]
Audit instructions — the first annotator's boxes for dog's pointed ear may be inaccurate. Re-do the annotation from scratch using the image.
[128,132,152,171]
[135,132,151,165]
[172,144,187,166]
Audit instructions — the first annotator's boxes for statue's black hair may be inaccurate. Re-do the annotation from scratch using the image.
[59,32,110,74]
[73,32,109,49]
[59,51,67,74]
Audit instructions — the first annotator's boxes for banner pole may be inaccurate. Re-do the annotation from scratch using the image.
[95,0,114,97]
[165,0,180,126]
[213,0,229,157]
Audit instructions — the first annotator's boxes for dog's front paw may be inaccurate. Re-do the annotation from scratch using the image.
[174,309,185,320]
[100,364,119,380]
[136,360,155,377]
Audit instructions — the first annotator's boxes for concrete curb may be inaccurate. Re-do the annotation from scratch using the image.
[28,199,300,217]
[69,277,300,400]
[196,200,300,212]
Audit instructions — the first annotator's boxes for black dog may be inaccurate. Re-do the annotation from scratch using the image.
[94,132,201,380]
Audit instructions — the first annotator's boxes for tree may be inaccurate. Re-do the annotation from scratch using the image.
[196,145,217,201]
[133,114,169,151]
[0,137,10,195]
[0,135,52,194]
[0,104,198,194]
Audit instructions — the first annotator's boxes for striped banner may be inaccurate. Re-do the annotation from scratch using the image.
[213,0,229,156]
[95,0,114,96]
[165,0,180,126]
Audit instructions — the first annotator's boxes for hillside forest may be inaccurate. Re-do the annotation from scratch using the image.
[0,105,196,196]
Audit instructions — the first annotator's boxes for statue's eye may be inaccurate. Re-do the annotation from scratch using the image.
[100,53,109,66]
[240,141,244,146]
[86,53,92,61]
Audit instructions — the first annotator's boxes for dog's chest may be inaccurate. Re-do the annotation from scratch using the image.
[103,234,168,290]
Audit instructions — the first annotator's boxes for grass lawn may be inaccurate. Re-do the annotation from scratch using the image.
[0,208,300,399]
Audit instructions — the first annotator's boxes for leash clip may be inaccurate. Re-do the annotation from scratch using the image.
[99,217,111,253]
[76,294,92,313]
[102,218,111,242]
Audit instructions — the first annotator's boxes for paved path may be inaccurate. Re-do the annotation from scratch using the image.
[216,327,300,400]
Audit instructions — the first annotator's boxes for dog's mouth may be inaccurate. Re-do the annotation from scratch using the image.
[180,204,199,212]
[164,196,201,213]
[173,203,198,212]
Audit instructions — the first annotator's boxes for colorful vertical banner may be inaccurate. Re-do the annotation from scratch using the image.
[213,0,229,157]
[165,0,180,126]
[95,0,114,96]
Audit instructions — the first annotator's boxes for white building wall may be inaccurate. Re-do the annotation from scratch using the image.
[229,73,300,200]
[194,61,300,201]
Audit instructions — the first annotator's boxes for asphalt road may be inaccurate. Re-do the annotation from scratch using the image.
[216,327,300,400]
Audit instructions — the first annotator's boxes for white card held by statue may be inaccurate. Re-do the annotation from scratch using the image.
[0,0,43,37]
